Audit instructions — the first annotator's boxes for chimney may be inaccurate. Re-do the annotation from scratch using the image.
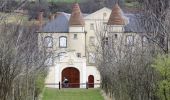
[55,12,62,18]
[49,14,55,21]
[37,11,44,30]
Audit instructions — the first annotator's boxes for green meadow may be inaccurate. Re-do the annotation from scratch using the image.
[42,88,104,100]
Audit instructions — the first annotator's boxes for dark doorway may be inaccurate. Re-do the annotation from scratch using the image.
[88,75,94,88]
[62,67,80,88]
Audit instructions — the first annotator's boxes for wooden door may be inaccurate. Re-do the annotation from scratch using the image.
[88,75,94,88]
[62,67,80,88]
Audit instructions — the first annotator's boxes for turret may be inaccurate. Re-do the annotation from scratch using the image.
[69,3,85,32]
[107,3,126,33]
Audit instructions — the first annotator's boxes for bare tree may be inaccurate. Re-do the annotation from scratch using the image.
[0,0,50,100]
[94,19,161,100]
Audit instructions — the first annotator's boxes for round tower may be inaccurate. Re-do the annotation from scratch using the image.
[107,3,126,33]
[69,3,85,32]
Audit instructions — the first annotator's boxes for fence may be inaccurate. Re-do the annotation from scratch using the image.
[45,82,100,89]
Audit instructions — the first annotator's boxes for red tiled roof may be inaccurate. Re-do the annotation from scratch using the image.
[107,4,125,25]
[69,3,85,26]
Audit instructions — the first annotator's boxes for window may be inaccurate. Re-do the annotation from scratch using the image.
[89,53,95,63]
[142,36,148,46]
[44,36,53,48]
[59,36,67,48]
[74,34,77,39]
[58,52,66,61]
[103,12,107,17]
[90,23,94,30]
[103,37,108,45]
[115,34,118,39]
[45,53,53,66]
[126,35,134,46]
[159,36,165,46]
[89,36,95,45]
[77,53,81,58]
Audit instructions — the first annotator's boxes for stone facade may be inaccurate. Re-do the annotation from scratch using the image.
[38,3,144,88]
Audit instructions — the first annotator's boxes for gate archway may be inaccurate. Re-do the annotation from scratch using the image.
[62,67,80,88]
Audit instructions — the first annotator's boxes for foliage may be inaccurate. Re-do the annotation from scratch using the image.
[26,0,50,19]
[0,9,48,100]
[152,54,170,100]
[35,69,48,97]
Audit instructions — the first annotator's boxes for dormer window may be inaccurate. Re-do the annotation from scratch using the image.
[59,36,67,48]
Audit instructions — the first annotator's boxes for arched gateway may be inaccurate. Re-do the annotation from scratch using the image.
[62,67,80,88]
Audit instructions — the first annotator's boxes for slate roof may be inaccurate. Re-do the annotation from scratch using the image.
[39,7,144,33]
[124,14,145,33]
[40,12,70,33]
[124,14,143,32]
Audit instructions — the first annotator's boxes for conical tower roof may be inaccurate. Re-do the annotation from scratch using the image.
[69,3,85,26]
[107,3,125,25]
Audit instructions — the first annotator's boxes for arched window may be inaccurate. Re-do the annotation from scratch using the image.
[45,52,53,66]
[88,52,95,64]
[59,36,67,48]
[58,52,66,61]
[102,37,109,45]
[126,35,134,46]
[44,36,53,48]
[89,36,95,46]
[142,36,149,47]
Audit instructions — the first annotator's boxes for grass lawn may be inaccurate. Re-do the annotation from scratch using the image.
[42,88,104,100]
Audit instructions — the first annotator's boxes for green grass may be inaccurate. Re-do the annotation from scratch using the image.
[42,88,104,100]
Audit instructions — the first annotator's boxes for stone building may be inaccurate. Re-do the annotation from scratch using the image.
[37,3,146,88]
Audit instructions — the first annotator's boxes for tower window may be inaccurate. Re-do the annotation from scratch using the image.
[115,34,118,38]
[77,53,81,58]
[74,34,77,39]
[89,36,95,45]
[90,23,94,30]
